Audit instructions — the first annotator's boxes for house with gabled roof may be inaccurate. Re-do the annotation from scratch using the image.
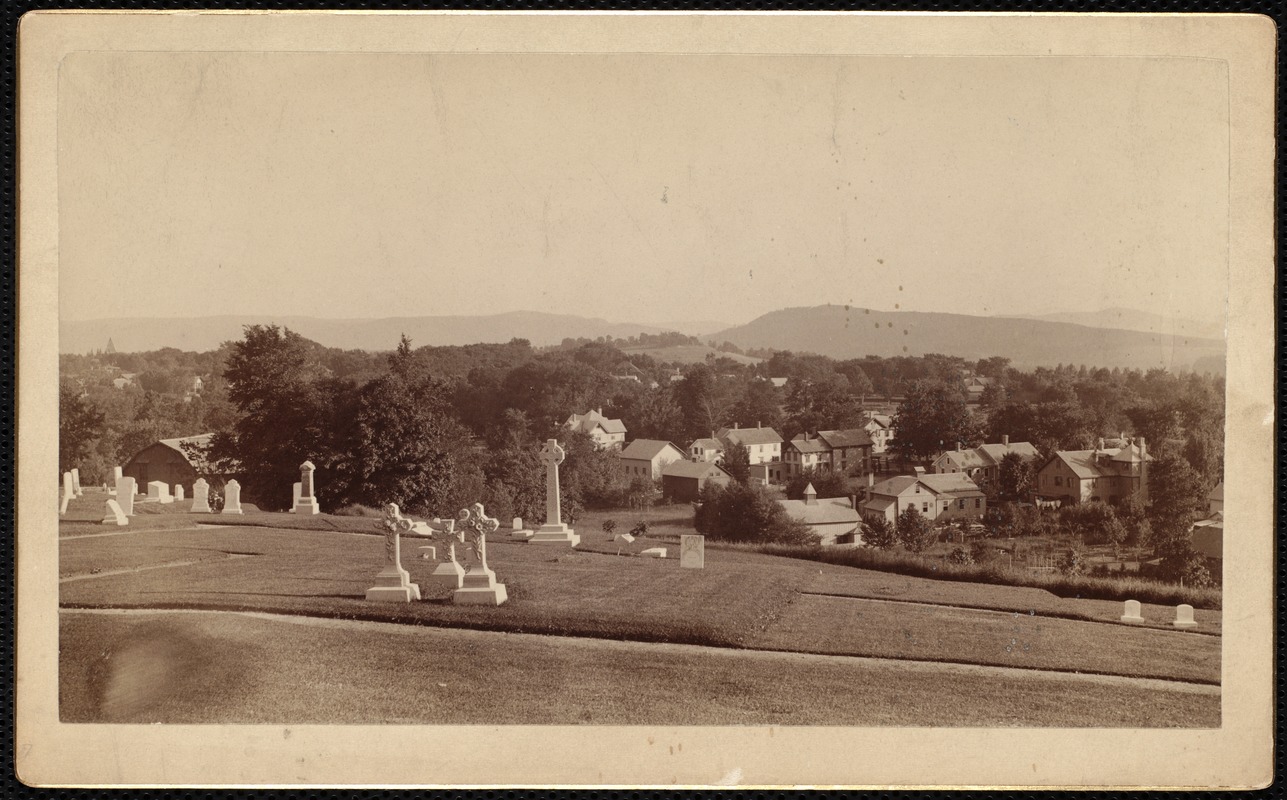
[688,435,725,464]
[715,422,783,464]
[778,483,863,545]
[661,460,732,503]
[933,435,1040,487]
[862,472,986,526]
[1033,437,1151,507]
[565,408,627,451]
[619,439,687,480]
[784,433,832,478]
[863,413,894,454]
[816,429,874,476]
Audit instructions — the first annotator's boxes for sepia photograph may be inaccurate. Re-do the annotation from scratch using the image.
[17,11,1275,788]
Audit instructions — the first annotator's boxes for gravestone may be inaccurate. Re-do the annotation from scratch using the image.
[639,547,667,558]
[147,481,173,504]
[295,461,321,515]
[101,499,128,526]
[510,515,533,540]
[407,515,466,591]
[190,478,212,513]
[60,472,74,515]
[113,466,123,482]
[174,484,185,503]
[1120,599,1143,623]
[289,482,302,513]
[452,503,508,606]
[1173,604,1198,628]
[71,468,83,496]
[419,545,437,560]
[365,504,423,602]
[528,439,580,546]
[222,480,244,514]
[680,534,705,569]
[115,476,136,516]
[613,533,636,544]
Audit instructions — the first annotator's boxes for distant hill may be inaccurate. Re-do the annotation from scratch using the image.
[621,344,762,366]
[1000,307,1225,341]
[711,305,1225,372]
[60,312,675,354]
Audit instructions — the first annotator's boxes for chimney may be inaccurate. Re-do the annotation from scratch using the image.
[850,494,858,510]
[1137,436,1146,455]
[804,483,817,505]
[757,421,762,429]
[956,441,962,452]
[1097,437,1105,452]
[734,422,739,430]
[867,471,875,488]
[1001,434,1009,446]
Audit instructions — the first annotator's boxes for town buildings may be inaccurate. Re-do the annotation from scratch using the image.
[619,439,687,480]
[861,472,987,525]
[777,483,863,545]
[661,460,733,503]
[565,409,627,450]
[122,433,216,496]
[932,435,1040,488]
[1032,437,1151,507]
[715,423,783,464]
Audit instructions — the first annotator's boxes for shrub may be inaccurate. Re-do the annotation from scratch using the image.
[602,519,617,536]
[333,503,384,517]
[695,482,818,546]
[629,520,650,538]
[947,546,974,565]
[1057,547,1085,576]
[896,506,936,554]
[863,515,898,550]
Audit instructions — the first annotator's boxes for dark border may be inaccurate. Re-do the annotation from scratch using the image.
[4,2,1280,797]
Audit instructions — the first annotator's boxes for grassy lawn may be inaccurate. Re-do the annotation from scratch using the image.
[59,519,1221,684]
[60,610,1219,727]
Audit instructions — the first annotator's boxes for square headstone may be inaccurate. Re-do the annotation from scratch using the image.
[1173,604,1198,628]
[1120,599,1143,623]
[680,534,705,569]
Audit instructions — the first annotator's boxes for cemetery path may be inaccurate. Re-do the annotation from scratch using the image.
[60,608,1219,727]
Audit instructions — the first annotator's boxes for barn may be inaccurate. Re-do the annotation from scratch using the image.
[122,433,217,496]
[661,460,733,503]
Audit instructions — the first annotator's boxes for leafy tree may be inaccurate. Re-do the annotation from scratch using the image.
[1153,528,1214,587]
[1147,451,1207,533]
[1056,547,1085,576]
[59,383,105,473]
[784,468,851,500]
[673,364,733,441]
[896,506,937,553]
[1060,501,1127,547]
[863,514,898,550]
[205,325,335,508]
[1124,401,1182,453]
[694,482,817,545]
[729,379,784,432]
[723,442,751,484]
[891,380,978,463]
[784,373,864,439]
[996,451,1034,503]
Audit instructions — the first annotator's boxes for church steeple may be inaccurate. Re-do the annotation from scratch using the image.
[105,338,116,354]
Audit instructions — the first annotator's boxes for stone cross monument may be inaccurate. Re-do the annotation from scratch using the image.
[529,439,580,546]
[365,503,423,602]
[452,503,508,605]
[295,460,321,515]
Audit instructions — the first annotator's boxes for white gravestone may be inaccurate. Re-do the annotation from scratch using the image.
[60,472,74,515]
[680,535,705,569]
[639,547,667,558]
[222,480,244,514]
[365,504,423,602]
[113,466,123,482]
[115,477,136,516]
[295,461,321,515]
[71,468,83,496]
[528,439,580,546]
[452,503,508,606]
[190,478,212,513]
[1120,599,1143,623]
[1173,604,1198,628]
[174,484,185,503]
[289,481,302,513]
[613,533,636,544]
[147,481,173,504]
[102,499,128,526]
[510,515,533,540]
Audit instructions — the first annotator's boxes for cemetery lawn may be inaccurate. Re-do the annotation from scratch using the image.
[61,608,1219,726]
[60,516,1221,689]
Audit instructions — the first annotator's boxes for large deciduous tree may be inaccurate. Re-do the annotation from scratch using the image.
[59,383,105,474]
[891,380,978,463]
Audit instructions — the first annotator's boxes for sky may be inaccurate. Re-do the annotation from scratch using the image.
[58,51,1229,327]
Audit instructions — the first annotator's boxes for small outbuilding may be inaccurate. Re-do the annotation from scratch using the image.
[778,483,863,546]
[661,460,733,503]
[122,433,216,497]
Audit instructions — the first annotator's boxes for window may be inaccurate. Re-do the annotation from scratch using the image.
[975,498,981,509]
[958,498,965,510]
[922,502,929,513]
[1055,475,1062,487]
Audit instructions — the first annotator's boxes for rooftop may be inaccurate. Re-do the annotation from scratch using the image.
[620,439,685,461]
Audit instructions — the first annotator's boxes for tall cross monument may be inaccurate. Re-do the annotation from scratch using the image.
[529,439,580,547]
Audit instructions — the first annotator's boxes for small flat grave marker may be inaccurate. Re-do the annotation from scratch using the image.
[639,547,667,558]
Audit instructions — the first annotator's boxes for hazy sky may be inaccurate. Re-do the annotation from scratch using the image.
[58,51,1229,327]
